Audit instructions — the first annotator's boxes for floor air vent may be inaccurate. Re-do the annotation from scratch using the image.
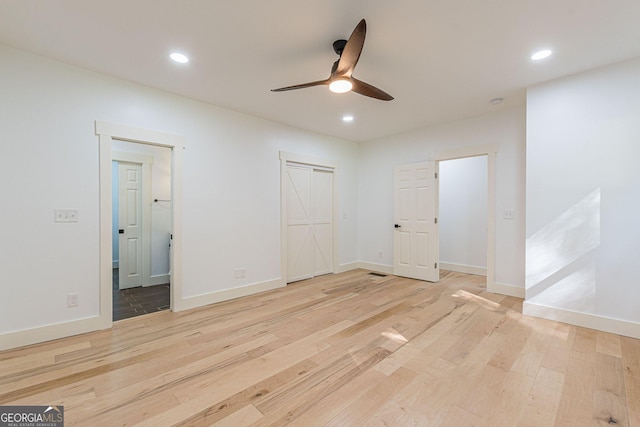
[369,272,388,277]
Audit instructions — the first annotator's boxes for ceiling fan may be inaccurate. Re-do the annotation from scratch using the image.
[271,19,394,101]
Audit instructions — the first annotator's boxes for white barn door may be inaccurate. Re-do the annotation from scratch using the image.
[312,170,333,276]
[393,161,439,282]
[118,162,143,289]
[286,164,333,283]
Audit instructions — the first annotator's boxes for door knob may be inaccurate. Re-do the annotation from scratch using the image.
[394,224,401,228]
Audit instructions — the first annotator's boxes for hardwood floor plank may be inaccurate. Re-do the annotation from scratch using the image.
[294,368,406,427]
[593,352,629,426]
[0,346,170,404]
[621,336,640,427]
[374,303,466,376]
[478,371,535,425]
[597,331,623,358]
[0,341,91,376]
[367,357,460,425]
[251,346,392,426]
[172,359,318,427]
[437,405,483,427]
[488,329,530,372]
[209,404,263,427]
[554,357,596,426]
[132,321,348,426]
[0,269,637,426]
[65,333,279,424]
[516,366,565,426]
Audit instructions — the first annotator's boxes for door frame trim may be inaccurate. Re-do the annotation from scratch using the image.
[96,121,185,329]
[112,152,153,288]
[279,151,339,286]
[432,143,497,293]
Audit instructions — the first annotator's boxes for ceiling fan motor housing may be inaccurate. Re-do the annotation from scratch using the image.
[333,39,347,56]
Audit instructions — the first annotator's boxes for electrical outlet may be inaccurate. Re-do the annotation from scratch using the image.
[378,251,383,259]
[66,209,79,222]
[67,293,79,307]
[503,209,515,220]
[234,268,246,279]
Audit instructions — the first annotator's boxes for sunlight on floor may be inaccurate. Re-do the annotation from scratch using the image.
[381,327,409,344]
[452,289,502,311]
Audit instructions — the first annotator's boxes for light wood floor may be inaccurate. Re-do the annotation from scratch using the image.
[1,270,638,426]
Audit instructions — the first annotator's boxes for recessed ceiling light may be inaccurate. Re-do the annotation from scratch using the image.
[342,115,354,122]
[531,49,552,61]
[170,52,189,63]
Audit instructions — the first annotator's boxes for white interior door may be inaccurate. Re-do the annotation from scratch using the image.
[312,170,333,276]
[286,164,333,283]
[118,162,143,289]
[286,166,313,282]
[393,161,439,282]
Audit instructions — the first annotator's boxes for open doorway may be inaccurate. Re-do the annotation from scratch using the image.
[438,156,488,281]
[433,143,498,293]
[111,141,172,320]
[96,120,184,330]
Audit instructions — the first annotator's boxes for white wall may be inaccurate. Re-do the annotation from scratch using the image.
[525,57,640,338]
[358,106,526,291]
[0,44,358,341]
[439,156,488,272]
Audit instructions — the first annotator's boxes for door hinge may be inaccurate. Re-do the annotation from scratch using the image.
[435,172,438,179]
[434,217,438,224]
[434,262,438,269]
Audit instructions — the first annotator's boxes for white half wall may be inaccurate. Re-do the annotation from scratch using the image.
[357,106,526,292]
[0,44,359,349]
[525,57,640,338]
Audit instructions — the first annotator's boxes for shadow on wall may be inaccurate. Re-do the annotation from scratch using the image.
[526,188,601,312]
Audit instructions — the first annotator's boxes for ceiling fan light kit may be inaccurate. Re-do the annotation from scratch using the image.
[329,78,353,93]
[272,19,394,101]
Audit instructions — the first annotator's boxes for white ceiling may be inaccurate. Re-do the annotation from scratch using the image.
[1,1,640,142]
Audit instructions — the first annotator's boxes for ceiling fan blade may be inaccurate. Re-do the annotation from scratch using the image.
[334,19,366,77]
[351,78,394,101]
[271,79,330,92]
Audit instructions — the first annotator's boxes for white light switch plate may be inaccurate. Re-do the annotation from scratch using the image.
[54,209,80,223]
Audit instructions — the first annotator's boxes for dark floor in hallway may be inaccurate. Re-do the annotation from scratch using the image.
[113,268,170,321]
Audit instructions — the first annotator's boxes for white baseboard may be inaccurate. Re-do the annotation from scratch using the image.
[145,274,170,287]
[523,301,640,340]
[334,262,359,273]
[174,278,284,312]
[488,281,525,298]
[0,315,110,352]
[440,262,486,277]
[2,278,283,351]
[357,262,393,275]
